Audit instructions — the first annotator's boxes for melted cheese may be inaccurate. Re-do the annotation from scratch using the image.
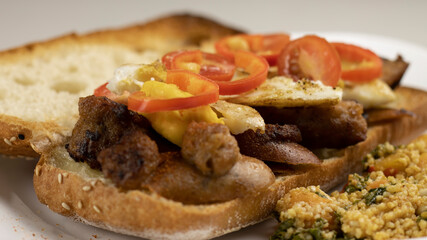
[107,61,166,94]
[140,81,223,146]
[211,100,265,134]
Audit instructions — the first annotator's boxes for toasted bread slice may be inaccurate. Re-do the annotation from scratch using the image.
[33,86,427,239]
[0,14,241,157]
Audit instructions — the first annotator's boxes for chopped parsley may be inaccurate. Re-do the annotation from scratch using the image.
[344,174,369,194]
[364,187,386,206]
[271,218,331,240]
[369,143,396,159]
[315,191,329,199]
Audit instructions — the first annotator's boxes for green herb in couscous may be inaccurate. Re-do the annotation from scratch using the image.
[272,134,427,240]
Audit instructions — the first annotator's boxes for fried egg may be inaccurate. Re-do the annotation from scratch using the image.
[343,79,396,108]
[223,76,343,107]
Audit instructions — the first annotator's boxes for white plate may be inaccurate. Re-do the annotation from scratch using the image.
[1,33,427,240]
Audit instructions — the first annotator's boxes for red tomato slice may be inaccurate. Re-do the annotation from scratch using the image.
[332,42,383,82]
[216,51,269,95]
[277,35,341,87]
[162,50,235,81]
[215,34,290,65]
[127,70,219,113]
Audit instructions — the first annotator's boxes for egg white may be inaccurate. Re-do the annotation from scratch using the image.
[343,79,396,108]
[223,76,343,107]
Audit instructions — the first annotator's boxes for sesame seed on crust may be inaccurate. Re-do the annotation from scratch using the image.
[61,202,70,211]
[93,205,101,213]
[58,173,63,184]
[35,166,41,176]
[90,180,97,187]
[82,186,91,192]
[77,201,83,209]
[3,138,12,146]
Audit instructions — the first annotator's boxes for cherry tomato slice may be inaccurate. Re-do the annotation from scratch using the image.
[277,35,341,87]
[215,34,290,65]
[162,50,235,81]
[127,70,219,113]
[332,42,383,82]
[216,51,269,95]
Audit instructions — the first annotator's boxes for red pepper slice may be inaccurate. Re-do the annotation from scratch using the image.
[93,82,129,104]
[215,34,290,65]
[94,83,116,99]
[127,70,219,113]
[162,50,235,81]
[216,51,269,95]
[332,42,383,82]
[277,35,341,87]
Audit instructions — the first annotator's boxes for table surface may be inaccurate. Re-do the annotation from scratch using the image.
[1,0,427,51]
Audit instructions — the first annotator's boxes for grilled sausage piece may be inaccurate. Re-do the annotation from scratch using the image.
[181,122,240,176]
[97,130,163,190]
[238,124,302,142]
[257,101,367,149]
[66,96,151,170]
[146,152,275,204]
[235,124,321,165]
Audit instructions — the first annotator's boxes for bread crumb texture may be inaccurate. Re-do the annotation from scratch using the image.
[0,43,160,130]
[273,135,427,240]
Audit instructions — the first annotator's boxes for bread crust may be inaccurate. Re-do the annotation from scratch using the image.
[0,14,242,64]
[0,14,242,157]
[0,115,38,157]
[33,86,427,239]
[0,115,68,157]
